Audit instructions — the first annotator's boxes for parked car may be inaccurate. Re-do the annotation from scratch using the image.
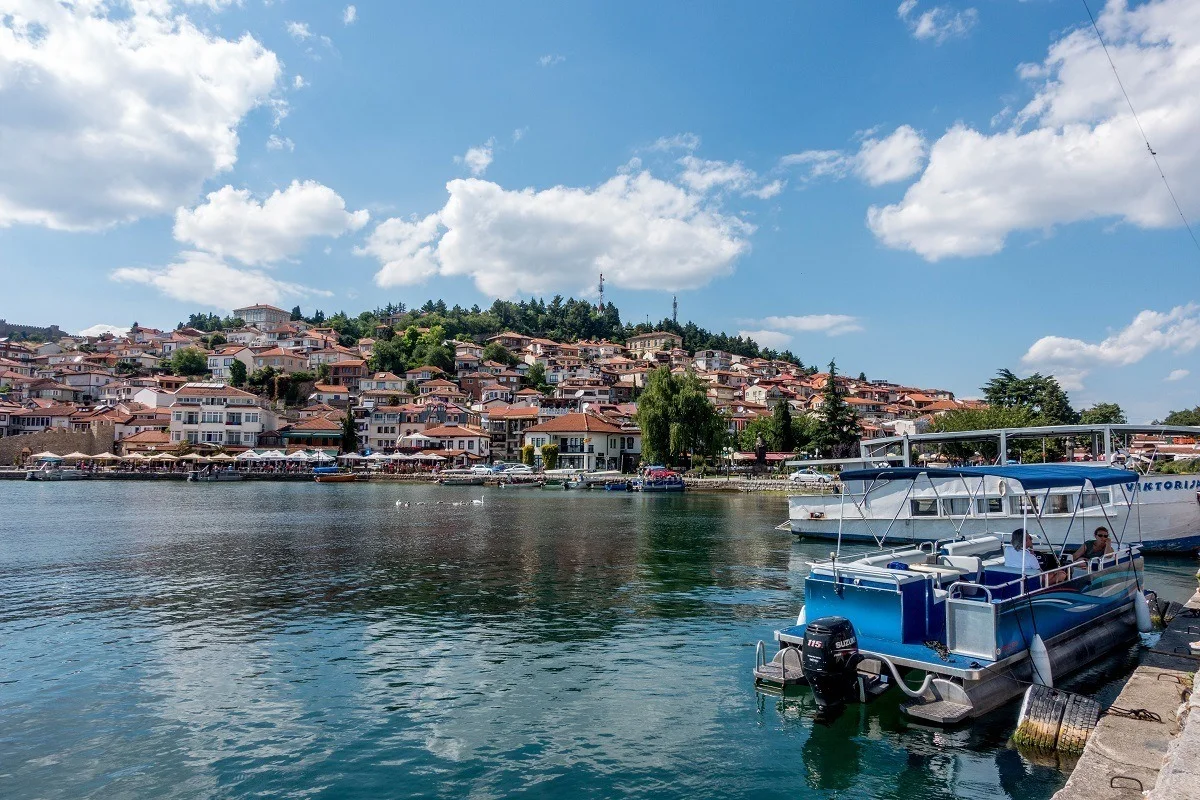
[469,465,496,475]
[788,468,832,485]
[503,464,533,475]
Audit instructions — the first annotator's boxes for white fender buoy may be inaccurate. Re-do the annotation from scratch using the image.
[796,606,807,628]
[1030,634,1053,687]
[1135,590,1153,633]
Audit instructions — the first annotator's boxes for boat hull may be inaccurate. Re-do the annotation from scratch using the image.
[314,474,357,483]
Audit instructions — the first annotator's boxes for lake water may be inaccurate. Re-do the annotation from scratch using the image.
[2,481,1196,799]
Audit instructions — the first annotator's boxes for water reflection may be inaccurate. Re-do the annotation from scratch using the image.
[1,481,1188,800]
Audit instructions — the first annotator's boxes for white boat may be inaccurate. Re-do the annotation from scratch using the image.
[785,424,1200,553]
[25,464,88,481]
[186,467,245,482]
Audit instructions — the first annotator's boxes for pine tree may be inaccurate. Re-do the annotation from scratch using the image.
[814,360,859,458]
[341,412,358,454]
[773,400,795,452]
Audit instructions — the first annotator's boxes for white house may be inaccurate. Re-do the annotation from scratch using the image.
[168,383,273,449]
[521,412,641,472]
[233,304,292,328]
[207,346,255,382]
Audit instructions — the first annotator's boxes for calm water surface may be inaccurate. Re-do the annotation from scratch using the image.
[1,482,1196,799]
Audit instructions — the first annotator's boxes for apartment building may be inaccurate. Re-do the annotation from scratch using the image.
[168,383,272,449]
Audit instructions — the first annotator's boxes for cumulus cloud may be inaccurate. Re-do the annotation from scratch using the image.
[266,135,294,151]
[455,139,496,177]
[293,74,307,89]
[538,54,565,67]
[76,324,129,338]
[1166,368,1190,381]
[0,1,280,231]
[343,5,357,25]
[649,133,701,153]
[677,155,783,198]
[357,173,753,297]
[113,252,328,310]
[1022,304,1200,389]
[871,0,1200,260]
[750,314,865,337]
[737,329,794,350]
[780,126,926,186]
[173,181,369,265]
[286,21,311,40]
[898,1,979,44]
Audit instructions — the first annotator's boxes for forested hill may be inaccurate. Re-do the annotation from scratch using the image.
[181,297,811,368]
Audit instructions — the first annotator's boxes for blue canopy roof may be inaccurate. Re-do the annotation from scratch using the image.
[839,464,1140,490]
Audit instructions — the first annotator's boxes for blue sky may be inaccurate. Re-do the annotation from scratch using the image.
[1,0,1198,421]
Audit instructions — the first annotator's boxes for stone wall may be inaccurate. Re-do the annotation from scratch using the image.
[0,423,115,465]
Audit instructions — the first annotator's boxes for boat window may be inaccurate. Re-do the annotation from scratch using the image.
[910,499,939,517]
[1044,494,1073,515]
[1010,496,1039,515]
[943,497,972,516]
[976,497,1003,515]
[1079,490,1111,509]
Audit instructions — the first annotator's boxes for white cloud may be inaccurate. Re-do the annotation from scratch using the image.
[0,1,280,231]
[871,0,1200,260]
[293,74,307,89]
[753,314,864,336]
[455,139,496,177]
[112,252,328,310]
[649,133,701,153]
[538,54,565,67]
[677,156,785,199]
[898,1,979,44]
[744,180,785,200]
[358,172,753,297]
[343,5,357,25]
[738,329,794,350]
[854,126,928,186]
[780,126,926,186]
[173,180,369,265]
[286,21,311,40]
[1166,368,1190,381]
[76,324,129,338]
[512,127,528,143]
[266,135,294,151]
[1022,304,1200,389]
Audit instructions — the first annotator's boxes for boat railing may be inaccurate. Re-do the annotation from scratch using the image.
[808,561,907,593]
[946,546,1138,605]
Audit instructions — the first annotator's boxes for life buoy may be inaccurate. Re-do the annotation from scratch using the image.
[998,480,1008,497]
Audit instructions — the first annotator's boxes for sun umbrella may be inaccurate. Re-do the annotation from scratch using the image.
[338,453,365,461]
[30,452,61,461]
[366,452,389,462]
[210,453,238,462]
[123,452,147,461]
[286,450,312,461]
[61,451,92,460]
[419,453,446,462]
[258,450,287,460]
[153,453,179,461]
[91,452,121,461]
[236,450,261,460]
[311,451,335,462]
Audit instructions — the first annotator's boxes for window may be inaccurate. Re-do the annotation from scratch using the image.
[975,497,1003,515]
[1079,490,1111,509]
[910,499,939,517]
[943,497,972,516]
[1044,494,1073,515]
[202,411,222,424]
[173,411,182,421]
[1010,496,1040,515]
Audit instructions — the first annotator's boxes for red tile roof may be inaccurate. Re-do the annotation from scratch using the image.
[523,412,625,435]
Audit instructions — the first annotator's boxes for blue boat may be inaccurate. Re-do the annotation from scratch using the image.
[636,467,685,492]
[755,464,1149,724]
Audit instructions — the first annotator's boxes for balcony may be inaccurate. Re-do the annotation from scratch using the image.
[560,445,594,455]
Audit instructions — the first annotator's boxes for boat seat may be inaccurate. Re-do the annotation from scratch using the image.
[859,549,929,568]
[940,555,983,580]
[908,563,967,579]
[941,536,1001,558]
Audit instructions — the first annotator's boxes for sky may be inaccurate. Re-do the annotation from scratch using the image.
[1,0,1198,422]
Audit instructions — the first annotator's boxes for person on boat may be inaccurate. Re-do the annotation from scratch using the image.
[1005,528,1067,584]
[1071,526,1114,562]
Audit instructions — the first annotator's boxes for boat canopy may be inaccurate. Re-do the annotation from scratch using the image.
[839,464,1140,490]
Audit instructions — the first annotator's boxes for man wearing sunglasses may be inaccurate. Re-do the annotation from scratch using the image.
[1072,527,1114,562]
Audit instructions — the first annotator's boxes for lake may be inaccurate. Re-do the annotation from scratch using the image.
[1,481,1195,799]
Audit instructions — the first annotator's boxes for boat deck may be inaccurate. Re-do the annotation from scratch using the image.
[777,625,1010,680]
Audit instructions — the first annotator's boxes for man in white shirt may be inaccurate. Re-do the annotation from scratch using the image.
[1004,528,1041,572]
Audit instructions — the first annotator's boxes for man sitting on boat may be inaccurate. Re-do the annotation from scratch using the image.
[1005,528,1067,585]
[1071,526,1114,562]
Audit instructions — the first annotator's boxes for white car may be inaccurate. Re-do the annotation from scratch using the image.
[470,465,496,475]
[503,464,533,475]
[788,468,832,485]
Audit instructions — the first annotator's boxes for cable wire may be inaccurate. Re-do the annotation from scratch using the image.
[1079,0,1200,256]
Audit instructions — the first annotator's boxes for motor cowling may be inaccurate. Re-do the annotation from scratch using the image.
[802,616,860,711]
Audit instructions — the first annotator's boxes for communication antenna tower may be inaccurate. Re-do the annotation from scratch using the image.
[672,295,678,325]
[597,272,605,310]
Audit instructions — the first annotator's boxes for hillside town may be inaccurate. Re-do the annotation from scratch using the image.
[0,303,987,469]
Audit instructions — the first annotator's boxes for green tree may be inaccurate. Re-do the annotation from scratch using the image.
[813,361,859,458]
[521,444,536,466]
[369,336,407,375]
[206,332,227,347]
[170,347,209,377]
[526,362,551,394]
[1079,402,1126,425]
[290,305,303,321]
[634,367,727,466]
[317,362,331,384]
[482,341,517,366]
[983,369,1077,424]
[928,405,1038,461]
[229,359,247,387]
[1160,406,1200,426]
[340,412,358,453]
[773,401,795,452]
[541,443,559,470]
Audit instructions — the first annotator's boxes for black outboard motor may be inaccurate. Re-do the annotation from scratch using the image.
[802,616,861,712]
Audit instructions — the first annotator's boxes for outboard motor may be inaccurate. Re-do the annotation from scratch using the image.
[802,616,861,712]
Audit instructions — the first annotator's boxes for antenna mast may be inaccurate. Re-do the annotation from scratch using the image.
[672,295,678,325]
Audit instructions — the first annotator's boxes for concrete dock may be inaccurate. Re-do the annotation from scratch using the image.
[1053,589,1200,800]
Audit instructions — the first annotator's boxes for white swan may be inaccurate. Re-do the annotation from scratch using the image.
[471,496,484,505]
